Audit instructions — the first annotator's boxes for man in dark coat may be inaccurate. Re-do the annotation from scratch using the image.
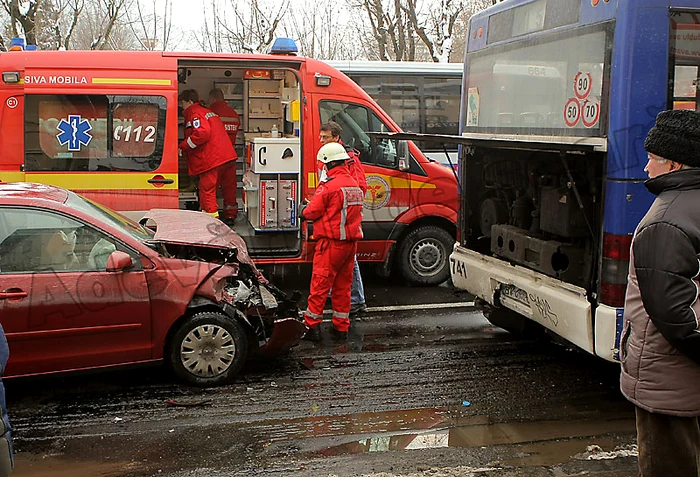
[621,109,700,477]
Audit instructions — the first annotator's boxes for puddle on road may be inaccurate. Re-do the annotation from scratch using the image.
[314,414,636,463]
[12,453,142,477]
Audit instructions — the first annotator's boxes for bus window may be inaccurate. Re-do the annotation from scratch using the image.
[24,95,166,172]
[319,100,397,167]
[465,25,610,136]
[670,12,700,111]
[424,77,460,137]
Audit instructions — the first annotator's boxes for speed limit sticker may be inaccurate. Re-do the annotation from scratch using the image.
[564,98,581,127]
[574,72,593,100]
[582,100,600,128]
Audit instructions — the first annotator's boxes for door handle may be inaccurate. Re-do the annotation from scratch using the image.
[0,289,27,300]
[147,177,174,185]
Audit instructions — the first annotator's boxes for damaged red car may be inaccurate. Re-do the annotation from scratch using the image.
[0,183,306,386]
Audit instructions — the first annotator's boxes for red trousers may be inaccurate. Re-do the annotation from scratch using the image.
[198,160,238,217]
[304,239,357,332]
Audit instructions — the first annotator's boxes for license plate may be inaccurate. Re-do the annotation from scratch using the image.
[500,284,530,306]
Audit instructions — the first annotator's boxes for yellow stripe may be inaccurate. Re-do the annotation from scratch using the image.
[0,172,25,182]
[92,78,171,86]
[23,173,178,190]
[306,172,435,190]
[375,174,437,189]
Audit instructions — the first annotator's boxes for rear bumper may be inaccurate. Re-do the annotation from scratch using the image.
[450,245,620,361]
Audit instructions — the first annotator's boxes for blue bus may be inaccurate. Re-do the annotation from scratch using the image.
[449,0,699,361]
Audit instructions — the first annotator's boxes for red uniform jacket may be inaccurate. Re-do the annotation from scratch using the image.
[179,103,236,176]
[346,149,367,194]
[209,100,241,156]
[302,165,364,241]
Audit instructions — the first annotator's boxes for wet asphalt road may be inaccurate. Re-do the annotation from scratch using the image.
[4,271,638,477]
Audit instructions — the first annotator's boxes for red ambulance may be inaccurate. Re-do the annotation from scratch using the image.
[0,41,458,285]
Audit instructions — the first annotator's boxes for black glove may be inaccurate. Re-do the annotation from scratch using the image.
[298,201,308,220]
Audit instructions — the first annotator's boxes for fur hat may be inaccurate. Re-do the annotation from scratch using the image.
[644,109,700,167]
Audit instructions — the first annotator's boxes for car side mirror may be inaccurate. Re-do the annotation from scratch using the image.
[397,140,410,171]
[106,250,134,272]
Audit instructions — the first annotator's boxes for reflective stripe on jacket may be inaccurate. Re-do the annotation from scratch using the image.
[302,164,363,241]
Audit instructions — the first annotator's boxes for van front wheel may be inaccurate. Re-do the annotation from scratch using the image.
[397,225,454,286]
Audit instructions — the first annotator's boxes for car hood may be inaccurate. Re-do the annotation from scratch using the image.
[141,209,258,271]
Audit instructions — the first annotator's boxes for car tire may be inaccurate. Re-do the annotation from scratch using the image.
[396,225,454,286]
[167,311,249,387]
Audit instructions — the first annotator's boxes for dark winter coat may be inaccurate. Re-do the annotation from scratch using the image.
[620,168,700,417]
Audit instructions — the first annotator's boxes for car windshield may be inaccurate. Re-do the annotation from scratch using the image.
[65,192,154,242]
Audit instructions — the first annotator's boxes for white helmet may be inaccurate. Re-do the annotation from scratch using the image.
[317,142,350,164]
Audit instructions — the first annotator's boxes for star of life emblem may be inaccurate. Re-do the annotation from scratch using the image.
[56,115,93,152]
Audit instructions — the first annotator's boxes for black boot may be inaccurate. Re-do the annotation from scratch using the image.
[303,326,322,342]
[331,327,348,340]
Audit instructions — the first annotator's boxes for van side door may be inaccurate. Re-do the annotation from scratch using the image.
[23,94,175,216]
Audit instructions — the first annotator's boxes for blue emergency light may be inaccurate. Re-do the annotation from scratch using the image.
[269,38,298,55]
[9,38,25,51]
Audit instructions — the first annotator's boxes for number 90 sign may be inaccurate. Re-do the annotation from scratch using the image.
[574,72,592,100]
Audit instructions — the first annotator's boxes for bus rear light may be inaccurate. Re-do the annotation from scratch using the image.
[602,232,632,261]
[600,283,627,308]
[600,232,633,308]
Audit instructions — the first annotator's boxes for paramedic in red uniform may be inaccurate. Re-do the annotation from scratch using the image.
[300,142,364,341]
[208,88,241,150]
[320,121,367,315]
[179,89,239,222]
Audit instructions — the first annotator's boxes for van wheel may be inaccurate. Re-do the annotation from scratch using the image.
[167,311,249,387]
[397,225,454,285]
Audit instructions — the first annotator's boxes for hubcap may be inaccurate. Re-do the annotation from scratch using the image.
[180,324,236,378]
[410,238,445,277]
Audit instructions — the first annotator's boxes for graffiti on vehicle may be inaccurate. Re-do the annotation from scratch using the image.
[528,293,559,327]
[500,284,529,306]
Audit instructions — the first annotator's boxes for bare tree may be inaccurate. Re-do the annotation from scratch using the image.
[89,0,128,49]
[0,0,82,49]
[194,0,287,54]
[418,0,464,62]
[58,0,84,49]
[281,0,359,59]
[1,0,43,45]
[62,0,137,50]
[351,0,495,62]
[125,0,179,50]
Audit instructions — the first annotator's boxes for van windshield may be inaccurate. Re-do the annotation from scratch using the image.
[65,192,154,242]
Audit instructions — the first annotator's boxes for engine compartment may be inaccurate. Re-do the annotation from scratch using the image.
[463,147,603,290]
